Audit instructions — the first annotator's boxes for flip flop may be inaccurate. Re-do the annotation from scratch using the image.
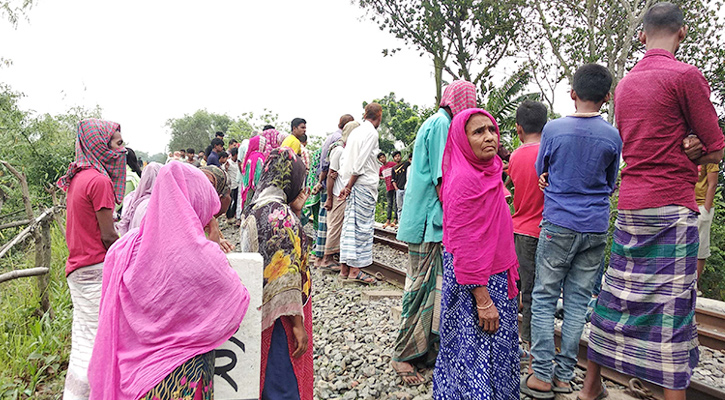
[390,361,427,386]
[348,271,376,284]
[552,378,573,394]
[576,387,608,400]
[520,374,555,400]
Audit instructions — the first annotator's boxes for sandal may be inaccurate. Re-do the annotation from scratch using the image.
[390,361,427,386]
[552,378,573,394]
[520,374,555,400]
[348,271,376,284]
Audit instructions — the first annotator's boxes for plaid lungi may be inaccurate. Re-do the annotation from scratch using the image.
[340,186,376,268]
[588,206,699,390]
[314,193,328,258]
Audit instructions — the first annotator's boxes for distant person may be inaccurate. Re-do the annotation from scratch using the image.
[116,162,163,236]
[281,118,307,155]
[206,138,224,167]
[56,119,127,400]
[299,134,310,169]
[507,100,547,366]
[391,152,409,229]
[434,109,520,398]
[695,162,718,292]
[205,131,225,158]
[179,149,186,160]
[262,124,275,131]
[393,81,476,384]
[379,152,398,228]
[239,148,313,400]
[186,148,199,167]
[225,147,242,222]
[227,138,238,152]
[197,151,207,167]
[89,162,250,400]
[581,4,725,400]
[338,103,383,283]
[218,150,229,166]
[124,148,142,197]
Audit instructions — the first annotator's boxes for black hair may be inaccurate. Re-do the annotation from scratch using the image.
[186,148,195,154]
[215,131,225,138]
[125,147,142,178]
[377,152,386,159]
[179,149,186,153]
[516,100,548,134]
[643,2,683,35]
[572,64,613,103]
[291,118,306,131]
[211,138,225,148]
[299,134,308,144]
[392,151,401,157]
[263,125,275,131]
[219,151,229,159]
[230,147,238,157]
[229,138,238,145]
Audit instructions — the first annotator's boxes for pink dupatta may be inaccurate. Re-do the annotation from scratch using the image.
[89,162,250,400]
[441,108,519,299]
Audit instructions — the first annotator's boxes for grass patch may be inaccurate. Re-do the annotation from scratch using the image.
[0,223,71,399]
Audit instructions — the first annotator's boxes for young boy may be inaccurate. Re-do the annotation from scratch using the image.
[522,64,622,399]
[507,100,548,362]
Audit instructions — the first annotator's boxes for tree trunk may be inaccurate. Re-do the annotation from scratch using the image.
[434,55,444,106]
[35,219,53,318]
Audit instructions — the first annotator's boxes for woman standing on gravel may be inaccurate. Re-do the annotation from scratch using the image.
[434,108,520,399]
[240,147,313,400]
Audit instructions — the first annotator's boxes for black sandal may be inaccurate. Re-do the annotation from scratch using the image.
[348,271,376,284]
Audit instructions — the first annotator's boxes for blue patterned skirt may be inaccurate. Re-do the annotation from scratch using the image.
[433,251,519,400]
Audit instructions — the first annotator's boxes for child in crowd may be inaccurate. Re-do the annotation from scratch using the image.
[218,151,229,167]
[507,100,548,367]
[522,64,622,399]
[378,152,398,228]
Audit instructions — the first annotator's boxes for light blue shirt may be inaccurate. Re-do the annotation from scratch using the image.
[397,109,451,244]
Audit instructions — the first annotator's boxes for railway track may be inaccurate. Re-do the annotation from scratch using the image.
[367,229,725,400]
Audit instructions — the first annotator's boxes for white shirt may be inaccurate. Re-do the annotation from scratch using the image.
[339,120,380,195]
[329,146,346,197]
[225,158,241,189]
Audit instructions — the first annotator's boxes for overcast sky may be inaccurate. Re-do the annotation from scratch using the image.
[2,1,576,155]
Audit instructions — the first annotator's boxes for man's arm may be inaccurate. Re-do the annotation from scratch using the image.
[95,208,119,249]
[705,169,719,212]
[695,148,724,166]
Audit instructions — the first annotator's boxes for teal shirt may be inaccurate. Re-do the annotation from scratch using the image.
[397,108,451,244]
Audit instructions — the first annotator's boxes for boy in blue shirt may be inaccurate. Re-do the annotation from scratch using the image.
[522,64,622,399]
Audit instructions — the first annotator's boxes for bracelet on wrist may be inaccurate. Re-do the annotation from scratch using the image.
[476,301,494,310]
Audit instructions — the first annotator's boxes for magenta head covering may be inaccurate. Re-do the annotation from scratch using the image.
[441,108,519,299]
[260,129,283,157]
[440,80,477,117]
[88,162,249,399]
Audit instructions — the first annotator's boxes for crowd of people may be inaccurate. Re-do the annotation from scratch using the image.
[53,3,723,400]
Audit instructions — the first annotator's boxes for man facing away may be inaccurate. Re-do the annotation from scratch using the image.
[393,80,477,385]
[507,100,547,367]
[522,64,622,400]
[281,117,307,155]
[580,4,724,400]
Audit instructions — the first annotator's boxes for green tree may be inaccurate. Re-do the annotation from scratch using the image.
[166,109,233,154]
[364,93,424,154]
[357,0,524,103]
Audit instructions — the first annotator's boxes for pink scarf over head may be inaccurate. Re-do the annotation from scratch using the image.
[241,135,265,207]
[57,118,127,204]
[440,80,477,117]
[441,108,519,299]
[88,162,250,400]
[261,129,283,157]
[116,162,163,236]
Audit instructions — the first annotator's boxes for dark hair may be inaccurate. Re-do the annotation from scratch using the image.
[338,114,354,129]
[516,100,548,134]
[215,131,225,138]
[186,148,195,154]
[262,125,275,131]
[229,139,238,145]
[125,148,142,178]
[392,151,401,157]
[179,149,186,153]
[230,147,238,157]
[377,152,386,159]
[211,138,225,147]
[572,64,613,103]
[643,2,683,35]
[291,118,306,131]
[299,134,308,144]
[219,151,229,159]
[364,103,383,121]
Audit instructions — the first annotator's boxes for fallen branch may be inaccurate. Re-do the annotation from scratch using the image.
[0,219,32,230]
[0,161,34,222]
[0,207,57,259]
[0,267,49,284]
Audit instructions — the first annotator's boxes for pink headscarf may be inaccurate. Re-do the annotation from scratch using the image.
[89,162,250,400]
[261,129,283,157]
[441,108,519,299]
[241,135,266,208]
[440,80,477,117]
[116,162,163,236]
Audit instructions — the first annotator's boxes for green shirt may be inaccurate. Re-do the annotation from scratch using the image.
[396,108,451,244]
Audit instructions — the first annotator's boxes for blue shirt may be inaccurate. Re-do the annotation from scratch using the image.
[535,115,622,233]
[397,108,451,244]
[207,150,221,167]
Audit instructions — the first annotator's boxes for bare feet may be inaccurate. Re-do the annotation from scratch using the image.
[391,361,425,386]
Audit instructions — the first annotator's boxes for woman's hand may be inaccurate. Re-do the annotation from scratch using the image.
[205,218,234,253]
[290,315,308,358]
[471,286,499,333]
[290,188,310,216]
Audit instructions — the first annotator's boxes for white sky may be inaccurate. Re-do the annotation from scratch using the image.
[1,0,459,154]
